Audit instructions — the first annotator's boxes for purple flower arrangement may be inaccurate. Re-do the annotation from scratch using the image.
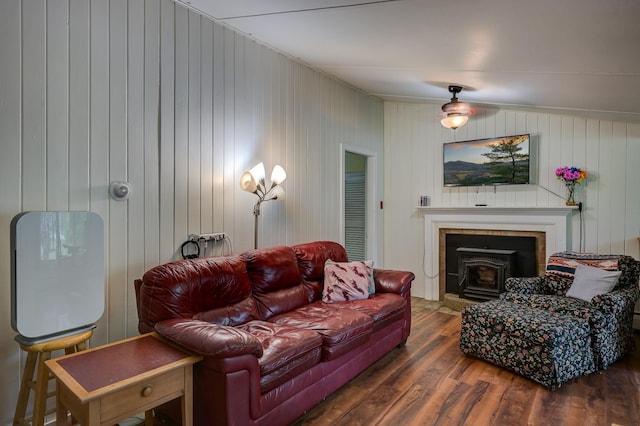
[555,166,587,184]
[555,166,587,205]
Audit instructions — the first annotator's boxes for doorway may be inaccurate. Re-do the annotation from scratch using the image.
[344,152,366,260]
[342,146,378,264]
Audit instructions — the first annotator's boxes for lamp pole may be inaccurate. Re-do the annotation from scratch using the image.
[253,200,262,249]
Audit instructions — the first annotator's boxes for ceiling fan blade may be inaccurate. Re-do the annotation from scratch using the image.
[442,101,472,115]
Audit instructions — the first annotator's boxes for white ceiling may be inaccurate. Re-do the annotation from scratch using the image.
[176,0,640,122]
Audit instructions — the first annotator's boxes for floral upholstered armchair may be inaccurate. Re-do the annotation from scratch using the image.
[501,251,640,371]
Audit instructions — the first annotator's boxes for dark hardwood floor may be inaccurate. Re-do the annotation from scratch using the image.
[292,298,640,426]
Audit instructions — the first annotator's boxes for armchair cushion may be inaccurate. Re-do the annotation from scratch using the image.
[546,254,619,279]
[566,263,621,302]
[544,252,620,296]
[501,294,607,333]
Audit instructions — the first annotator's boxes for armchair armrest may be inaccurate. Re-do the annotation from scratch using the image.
[373,269,415,296]
[591,286,640,316]
[504,276,545,295]
[155,318,263,358]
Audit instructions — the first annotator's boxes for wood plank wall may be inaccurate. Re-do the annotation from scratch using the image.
[1,0,638,422]
[383,103,640,302]
[0,1,383,421]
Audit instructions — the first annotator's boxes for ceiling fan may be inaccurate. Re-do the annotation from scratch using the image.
[441,85,472,130]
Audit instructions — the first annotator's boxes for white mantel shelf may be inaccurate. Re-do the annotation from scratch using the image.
[416,206,579,215]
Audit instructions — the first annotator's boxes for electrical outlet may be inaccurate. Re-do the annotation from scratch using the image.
[188,233,226,242]
[211,233,226,241]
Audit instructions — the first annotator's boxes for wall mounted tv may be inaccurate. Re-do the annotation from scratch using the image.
[443,134,531,187]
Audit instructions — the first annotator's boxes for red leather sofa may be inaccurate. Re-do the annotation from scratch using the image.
[134,241,414,425]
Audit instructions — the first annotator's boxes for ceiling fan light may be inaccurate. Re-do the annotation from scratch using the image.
[440,85,471,130]
[441,114,468,130]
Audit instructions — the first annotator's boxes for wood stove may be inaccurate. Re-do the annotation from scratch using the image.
[457,247,517,300]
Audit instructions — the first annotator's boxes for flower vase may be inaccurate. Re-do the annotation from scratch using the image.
[565,182,576,206]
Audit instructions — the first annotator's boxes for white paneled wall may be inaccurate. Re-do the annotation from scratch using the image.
[383,102,640,299]
[0,0,383,421]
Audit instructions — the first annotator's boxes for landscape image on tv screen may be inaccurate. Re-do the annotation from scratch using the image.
[443,134,530,187]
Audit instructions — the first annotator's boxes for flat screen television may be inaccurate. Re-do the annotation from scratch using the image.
[443,134,531,187]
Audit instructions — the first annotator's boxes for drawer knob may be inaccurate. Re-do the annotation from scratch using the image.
[141,386,153,397]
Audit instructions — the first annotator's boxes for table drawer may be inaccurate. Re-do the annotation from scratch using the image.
[100,367,184,423]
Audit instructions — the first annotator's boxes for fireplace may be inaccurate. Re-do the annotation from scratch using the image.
[445,232,538,299]
[420,206,576,301]
[457,247,516,300]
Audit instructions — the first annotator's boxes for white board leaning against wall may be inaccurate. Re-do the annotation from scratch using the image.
[11,211,105,344]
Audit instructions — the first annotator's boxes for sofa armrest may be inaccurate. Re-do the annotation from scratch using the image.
[504,276,545,295]
[591,286,640,316]
[155,318,263,358]
[373,269,415,296]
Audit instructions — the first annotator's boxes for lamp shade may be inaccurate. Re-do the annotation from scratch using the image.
[240,171,258,193]
[441,115,468,130]
[270,185,285,200]
[249,162,266,184]
[271,164,287,185]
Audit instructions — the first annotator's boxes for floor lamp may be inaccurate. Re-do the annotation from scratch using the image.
[240,162,286,249]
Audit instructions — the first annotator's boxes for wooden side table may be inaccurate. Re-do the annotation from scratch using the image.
[45,332,202,426]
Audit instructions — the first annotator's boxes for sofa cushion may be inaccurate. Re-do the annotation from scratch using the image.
[270,302,373,361]
[194,298,260,326]
[328,293,406,332]
[323,260,372,303]
[155,318,263,358]
[293,241,349,280]
[237,321,322,393]
[244,246,308,320]
[137,255,257,329]
[293,241,349,303]
[566,263,621,302]
[245,246,303,293]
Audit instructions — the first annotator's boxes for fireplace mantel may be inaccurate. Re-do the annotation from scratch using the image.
[420,205,578,300]
[416,206,578,215]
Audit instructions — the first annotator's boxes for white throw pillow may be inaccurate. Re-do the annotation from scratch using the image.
[566,263,621,302]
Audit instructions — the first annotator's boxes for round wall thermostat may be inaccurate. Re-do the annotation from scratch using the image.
[109,181,131,201]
